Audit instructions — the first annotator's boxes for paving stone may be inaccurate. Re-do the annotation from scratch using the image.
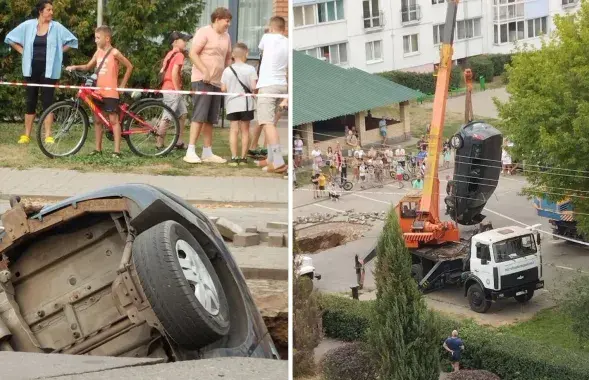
[245,227,258,233]
[258,229,270,242]
[268,233,284,247]
[266,222,288,230]
[234,233,260,247]
[215,217,245,241]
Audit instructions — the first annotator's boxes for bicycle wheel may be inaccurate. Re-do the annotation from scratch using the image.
[403,173,410,181]
[37,100,89,158]
[124,101,180,157]
[397,180,404,189]
[343,181,353,191]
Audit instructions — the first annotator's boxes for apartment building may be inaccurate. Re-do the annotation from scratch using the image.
[293,0,581,73]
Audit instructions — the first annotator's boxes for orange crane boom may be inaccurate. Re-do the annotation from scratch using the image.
[396,0,461,248]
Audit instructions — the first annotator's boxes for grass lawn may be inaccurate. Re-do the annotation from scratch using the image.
[498,307,588,353]
[0,122,285,177]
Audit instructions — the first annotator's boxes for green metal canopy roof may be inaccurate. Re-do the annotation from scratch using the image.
[293,50,423,126]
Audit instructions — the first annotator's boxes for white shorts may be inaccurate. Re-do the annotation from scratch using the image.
[162,93,188,121]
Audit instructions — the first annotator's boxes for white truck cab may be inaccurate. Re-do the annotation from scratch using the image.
[464,225,544,312]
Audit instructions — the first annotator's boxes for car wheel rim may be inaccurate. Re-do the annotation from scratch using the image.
[175,240,220,316]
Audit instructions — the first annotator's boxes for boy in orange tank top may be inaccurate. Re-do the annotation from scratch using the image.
[66,25,133,158]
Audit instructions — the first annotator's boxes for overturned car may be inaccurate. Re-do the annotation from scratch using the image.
[445,121,502,225]
[0,184,278,360]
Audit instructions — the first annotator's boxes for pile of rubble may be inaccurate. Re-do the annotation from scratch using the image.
[212,218,288,248]
[294,210,387,227]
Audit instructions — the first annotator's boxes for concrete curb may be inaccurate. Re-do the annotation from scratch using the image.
[241,267,288,282]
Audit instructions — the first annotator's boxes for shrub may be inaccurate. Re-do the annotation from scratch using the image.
[560,275,589,343]
[487,54,513,77]
[379,65,463,94]
[293,231,323,377]
[320,342,376,380]
[319,295,589,380]
[467,55,494,83]
[319,294,373,341]
[447,370,500,380]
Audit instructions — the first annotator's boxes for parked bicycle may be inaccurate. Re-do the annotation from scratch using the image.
[36,70,181,158]
[332,175,354,191]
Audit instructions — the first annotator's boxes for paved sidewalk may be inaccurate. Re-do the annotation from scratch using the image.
[0,168,287,204]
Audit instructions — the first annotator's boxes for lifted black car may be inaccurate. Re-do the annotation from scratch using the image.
[445,121,502,225]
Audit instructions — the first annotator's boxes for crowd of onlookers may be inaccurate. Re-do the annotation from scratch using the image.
[293,126,456,196]
[5,1,288,174]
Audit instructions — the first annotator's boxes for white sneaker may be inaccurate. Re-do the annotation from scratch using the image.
[202,154,227,164]
[183,152,202,164]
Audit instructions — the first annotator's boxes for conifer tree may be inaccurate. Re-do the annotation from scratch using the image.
[366,208,440,380]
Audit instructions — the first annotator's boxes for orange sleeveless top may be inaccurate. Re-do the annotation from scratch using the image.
[95,48,119,99]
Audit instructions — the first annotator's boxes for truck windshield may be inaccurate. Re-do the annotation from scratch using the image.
[492,234,537,263]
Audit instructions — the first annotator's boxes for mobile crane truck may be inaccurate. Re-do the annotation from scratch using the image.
[361,0,544,313]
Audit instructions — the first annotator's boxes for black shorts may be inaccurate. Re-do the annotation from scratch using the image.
[98,97,119,113]
[227,111,254,122]
[24,60,58,114]
[319,186,325,190]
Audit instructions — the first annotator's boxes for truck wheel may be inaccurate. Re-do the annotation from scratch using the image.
[467,283,491,313]
[411,264,424,283]
[132,221,230,349]
[514,290,534,304]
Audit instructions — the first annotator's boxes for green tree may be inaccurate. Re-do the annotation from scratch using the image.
[494,2,589,235]
[366,208,440,380]
[562,275,589,344]
[0,0,204,118]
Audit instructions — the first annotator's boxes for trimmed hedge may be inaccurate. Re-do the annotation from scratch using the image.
[379,65,463,94]
[466,55,494,82]
[379,54,513,94]
[319,294,589,380]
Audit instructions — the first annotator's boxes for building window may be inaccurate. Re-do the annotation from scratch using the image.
[562,0,577,5]
[433,24,445,45]
[527,16,548,38]
[365,40,383,62]
[493,20,525,43]
[403,34,419,54]
[493,0,525,23]
[294,5,316,27]
[305,43,348,65]
[294,1,344,27]
[456,18,482,40]
[401,0,419,23]
[363,0,381,28]
[432,0,444,3]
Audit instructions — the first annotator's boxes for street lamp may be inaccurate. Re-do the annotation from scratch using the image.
[97,0,103,26]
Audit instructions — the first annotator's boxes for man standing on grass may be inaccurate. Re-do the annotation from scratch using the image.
[184,7,232,164]
[443,330,465,372]
[254,16,288,174]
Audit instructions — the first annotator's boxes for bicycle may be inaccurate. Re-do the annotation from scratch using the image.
[36,70,181,158]
[333,175,354,192]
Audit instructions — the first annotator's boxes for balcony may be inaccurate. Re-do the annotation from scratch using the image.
[363,11,385,31]
[562,0,579,8]
[401,4,422,25]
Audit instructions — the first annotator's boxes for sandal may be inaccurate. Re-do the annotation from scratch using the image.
[112,152,122,159]
[89,150,103,156]
[175,142,187,150]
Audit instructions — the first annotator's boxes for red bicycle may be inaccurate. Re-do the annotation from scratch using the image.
[36,70,181,158]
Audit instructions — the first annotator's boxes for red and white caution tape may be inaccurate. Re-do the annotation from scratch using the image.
[0,81,288,99]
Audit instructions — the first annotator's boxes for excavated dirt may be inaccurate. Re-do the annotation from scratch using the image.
[296,222,371,253]
[247,279,288,360]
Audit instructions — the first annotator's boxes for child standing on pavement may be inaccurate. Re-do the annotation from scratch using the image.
[221,42,258,166]
[67,25,133,158]
[318,172,327,197]
[157,31,191,150]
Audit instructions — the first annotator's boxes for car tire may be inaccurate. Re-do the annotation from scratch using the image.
[467,283,491,313]
[451,134,464,149]
[514,290,534,304]
[132,220,230,349]
[411,263,424,283]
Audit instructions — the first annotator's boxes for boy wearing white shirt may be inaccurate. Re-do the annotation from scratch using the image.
[255,16,288,174]
[221,42,258,167]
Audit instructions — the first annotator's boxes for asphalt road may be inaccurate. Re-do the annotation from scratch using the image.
[294,170,589,322]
